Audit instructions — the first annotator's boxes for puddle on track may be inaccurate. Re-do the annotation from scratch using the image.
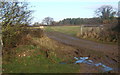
[60,57,114,72]
[74,57,113,72]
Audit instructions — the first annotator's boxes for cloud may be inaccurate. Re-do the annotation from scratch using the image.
[27,0,119,2]
[31,0,118,2]
[1,0,119,2]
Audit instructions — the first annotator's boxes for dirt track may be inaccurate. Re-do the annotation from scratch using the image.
[45,31,118,54]
[45,31,119,73]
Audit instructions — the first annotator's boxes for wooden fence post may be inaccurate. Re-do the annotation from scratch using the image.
[81,25,83,35]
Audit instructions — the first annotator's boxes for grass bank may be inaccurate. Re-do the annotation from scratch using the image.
[2,29,81,73]
[3,45,80,73]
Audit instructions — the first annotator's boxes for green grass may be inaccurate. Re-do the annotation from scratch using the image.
[45,26,81,36]
[3,45,80,73]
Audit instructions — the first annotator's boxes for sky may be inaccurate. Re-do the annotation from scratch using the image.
[26,0,119,24]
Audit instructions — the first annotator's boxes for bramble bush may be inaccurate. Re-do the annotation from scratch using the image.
[2,25,44,52]
[98,24,119,43]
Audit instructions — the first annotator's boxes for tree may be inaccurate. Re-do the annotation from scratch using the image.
[42,17,54,25]
[0,2,33,28]
[0,1,33,49]
[33,22,40,26]
[95,5,116,23]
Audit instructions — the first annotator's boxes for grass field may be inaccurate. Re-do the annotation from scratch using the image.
[45,26,81,36]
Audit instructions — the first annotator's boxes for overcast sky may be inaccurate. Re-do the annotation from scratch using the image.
[26,0,119,23]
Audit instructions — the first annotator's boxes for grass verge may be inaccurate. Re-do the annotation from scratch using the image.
[2,39,80,73]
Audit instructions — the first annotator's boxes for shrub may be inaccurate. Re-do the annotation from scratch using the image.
[2,26,44,51]
[99,26,118,42]
[2,26,22,49]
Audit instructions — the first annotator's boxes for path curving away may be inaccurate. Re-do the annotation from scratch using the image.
[45,31,118,54]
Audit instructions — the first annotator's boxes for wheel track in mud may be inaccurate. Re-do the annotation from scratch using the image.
[45,31,118,54]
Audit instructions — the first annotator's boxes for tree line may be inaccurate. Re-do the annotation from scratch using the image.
[58,18,102,25]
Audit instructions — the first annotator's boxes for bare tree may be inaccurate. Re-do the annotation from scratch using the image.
[95,5,116,20]
[0,2,33,28]
[33,22,40,26]
[42,17,54,25]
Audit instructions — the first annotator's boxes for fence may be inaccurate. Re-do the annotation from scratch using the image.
[80,25,103,35]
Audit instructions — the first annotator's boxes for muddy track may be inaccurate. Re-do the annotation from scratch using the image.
[45,31,119,72]
[45,31,118,54]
